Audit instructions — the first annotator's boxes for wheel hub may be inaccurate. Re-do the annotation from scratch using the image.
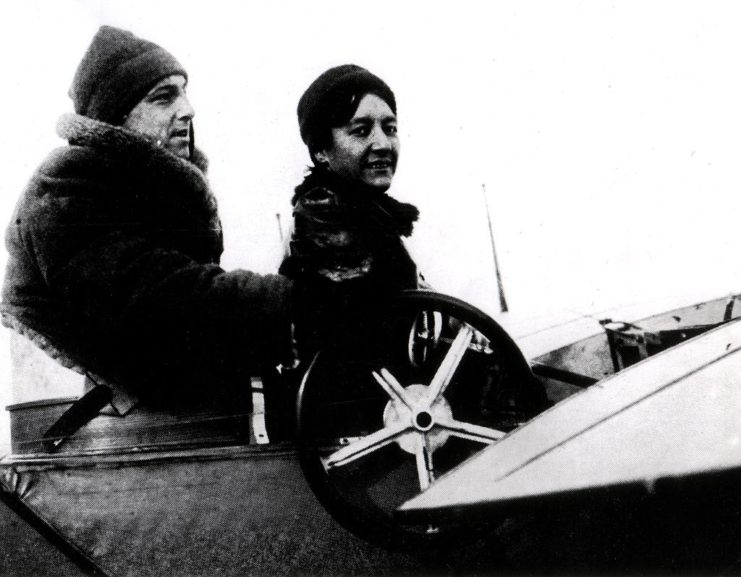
[382,384,453,454]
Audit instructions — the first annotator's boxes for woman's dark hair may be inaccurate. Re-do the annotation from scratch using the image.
[297,64,396,163]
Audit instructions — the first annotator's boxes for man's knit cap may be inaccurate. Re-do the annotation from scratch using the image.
[69,25,187,125]
[297,64,396,150]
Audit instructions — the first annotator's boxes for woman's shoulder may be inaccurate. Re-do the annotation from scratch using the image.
[294,183,339,208]
[292,169,352,206]
[292,173,347,217]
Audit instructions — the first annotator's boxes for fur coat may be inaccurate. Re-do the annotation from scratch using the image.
[280,169,421,292]
[2,114,293,402]
[279,169,421,355]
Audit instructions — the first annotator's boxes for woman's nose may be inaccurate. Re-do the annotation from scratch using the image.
[369,126,391,150]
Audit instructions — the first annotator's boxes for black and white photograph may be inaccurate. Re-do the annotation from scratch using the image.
[2,1,741,575]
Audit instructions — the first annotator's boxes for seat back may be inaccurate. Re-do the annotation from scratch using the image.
[9,330,85,404]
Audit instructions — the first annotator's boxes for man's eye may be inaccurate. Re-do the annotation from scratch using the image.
[350,126,369,136]
[385,124,398,135]
[151,92,174,103]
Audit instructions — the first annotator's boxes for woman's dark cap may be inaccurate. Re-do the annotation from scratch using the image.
[297,64,396,151]
[69,25,187,125]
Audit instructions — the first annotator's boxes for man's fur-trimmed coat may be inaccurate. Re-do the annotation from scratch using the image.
[2,114,293,402]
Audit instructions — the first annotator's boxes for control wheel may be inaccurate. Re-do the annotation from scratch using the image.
[296,290,547,550]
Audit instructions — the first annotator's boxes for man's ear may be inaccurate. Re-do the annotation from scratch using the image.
[314,150,329,164]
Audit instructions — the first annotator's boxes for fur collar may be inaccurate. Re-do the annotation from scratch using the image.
[56,113,209,177]
[55,113,219,224]
[294,169,420,237]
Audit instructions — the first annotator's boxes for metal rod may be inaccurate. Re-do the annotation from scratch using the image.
[276,212,284,244]
[0,491,109,576]
[482,184,509,312]
[276,212,290,260]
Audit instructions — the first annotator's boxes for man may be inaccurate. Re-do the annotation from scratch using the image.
[2,26,297,405]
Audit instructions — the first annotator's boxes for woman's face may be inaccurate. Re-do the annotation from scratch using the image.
[317,93,400,192]
[123,74,194,159]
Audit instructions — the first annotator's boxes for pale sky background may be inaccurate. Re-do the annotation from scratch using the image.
[1,0,740,453]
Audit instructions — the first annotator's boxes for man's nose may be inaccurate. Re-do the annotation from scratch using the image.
[176,94,195,120]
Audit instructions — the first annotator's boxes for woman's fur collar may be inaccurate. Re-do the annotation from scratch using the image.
[294,168,420,237]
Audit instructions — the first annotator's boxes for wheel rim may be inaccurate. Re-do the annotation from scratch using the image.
[296,290,547,549]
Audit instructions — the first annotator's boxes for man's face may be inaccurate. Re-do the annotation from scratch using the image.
[317,93,400,193]
[123,74,194,159]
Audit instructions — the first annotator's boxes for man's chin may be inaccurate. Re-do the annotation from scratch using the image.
[167,142,191,159]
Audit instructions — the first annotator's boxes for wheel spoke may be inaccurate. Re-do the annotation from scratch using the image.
[436,416,505,444]
[372,369,414,410]
[324,421,411,469]
[426,324,475,404]
[414,434,435,491]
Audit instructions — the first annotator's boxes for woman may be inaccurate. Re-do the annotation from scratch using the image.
[280,65,423,352]
[2,26,296,404]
